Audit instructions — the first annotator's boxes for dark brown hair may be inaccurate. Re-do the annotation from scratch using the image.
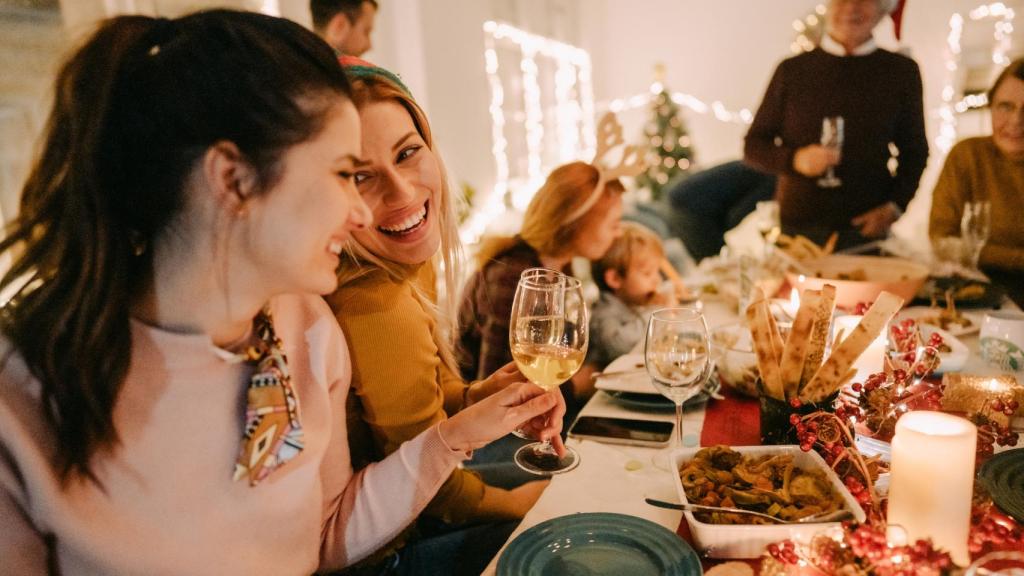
[0,9,351,482]
[988,57,1024,105]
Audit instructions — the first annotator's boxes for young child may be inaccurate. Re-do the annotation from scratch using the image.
[588,222,687,369]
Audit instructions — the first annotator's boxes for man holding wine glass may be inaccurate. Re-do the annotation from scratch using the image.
[744,0,928,250]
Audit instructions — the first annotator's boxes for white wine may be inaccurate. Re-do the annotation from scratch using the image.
[512,342,584,390]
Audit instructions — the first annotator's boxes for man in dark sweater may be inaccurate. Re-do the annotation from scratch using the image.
[744,0,928,250]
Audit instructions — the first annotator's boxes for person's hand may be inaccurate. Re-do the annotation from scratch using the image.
[476,480,551,520]
[516,385,567,456]
[439,382,562,453]
[465,362,523,407]
[792,144,840,177]
[851,202,901,238]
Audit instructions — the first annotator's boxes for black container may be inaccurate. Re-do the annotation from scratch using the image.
[758,387,839,445]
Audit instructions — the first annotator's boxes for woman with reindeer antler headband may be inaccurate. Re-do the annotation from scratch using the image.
[457,113,644,407]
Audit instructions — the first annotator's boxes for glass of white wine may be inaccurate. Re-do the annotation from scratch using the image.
[645,307,712,454]
[509,268,587,474]
[817,116,844,188]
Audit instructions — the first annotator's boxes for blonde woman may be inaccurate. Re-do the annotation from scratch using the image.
[324,57,564,576]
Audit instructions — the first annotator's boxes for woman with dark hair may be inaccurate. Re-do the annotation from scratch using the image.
[0,10,560,575]
[930,57,1024,305]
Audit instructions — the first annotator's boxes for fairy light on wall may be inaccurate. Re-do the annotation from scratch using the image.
[464,21,594,245]
[936,2,1015,154]
[606,89,752,125]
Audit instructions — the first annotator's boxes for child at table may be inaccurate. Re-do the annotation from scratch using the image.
[588,222,688,369]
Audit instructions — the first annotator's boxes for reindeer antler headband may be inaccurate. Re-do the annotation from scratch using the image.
[564,112,646,225]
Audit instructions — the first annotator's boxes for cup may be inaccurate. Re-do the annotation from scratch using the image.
[758,384,838,445]
[980,311,1024,373]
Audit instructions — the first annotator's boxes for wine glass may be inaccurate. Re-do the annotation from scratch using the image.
[961,200,991,270]
[817,116,844,188]
[645,307,712,454]
[509,268,587,474]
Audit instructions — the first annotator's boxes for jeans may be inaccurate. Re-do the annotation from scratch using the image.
[666,160,776,261]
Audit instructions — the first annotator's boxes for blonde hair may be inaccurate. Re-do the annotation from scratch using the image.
[475,161,625,266]
[336,75,463,373]
[591,222,665,292]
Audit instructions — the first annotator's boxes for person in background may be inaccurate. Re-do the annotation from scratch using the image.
[311,0,377,56]
[457,161,625,407]
[0,11,560,575]
[326,57,561,576]
[744,0,928,250]
[666,160,776,262]
[929,57,1024,306]
[588,222,683,369]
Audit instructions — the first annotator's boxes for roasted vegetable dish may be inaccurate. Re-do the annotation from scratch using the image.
[678,446,844,524]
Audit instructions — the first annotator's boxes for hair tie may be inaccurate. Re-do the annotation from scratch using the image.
[338,55,414,97]
[564,112,645,225]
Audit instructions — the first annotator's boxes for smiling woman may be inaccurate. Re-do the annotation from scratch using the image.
[325,57,564,576]
[929,57,1024,307]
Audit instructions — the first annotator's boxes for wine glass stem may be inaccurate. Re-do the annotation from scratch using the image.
[674,402,684,448]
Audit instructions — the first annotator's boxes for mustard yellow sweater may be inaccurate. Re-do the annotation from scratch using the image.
[929,136,1024,271]
[326,264,486,525]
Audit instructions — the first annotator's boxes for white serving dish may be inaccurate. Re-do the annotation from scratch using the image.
[594,353,658,395]
[671,445,866,559]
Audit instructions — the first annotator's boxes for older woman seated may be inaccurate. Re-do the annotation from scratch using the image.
[929,58,1024,305]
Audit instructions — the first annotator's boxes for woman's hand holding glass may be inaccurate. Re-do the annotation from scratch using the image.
[439,381,564,453]
[509,268,587,474]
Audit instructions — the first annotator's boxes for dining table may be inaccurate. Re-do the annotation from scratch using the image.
[482,283,1023,575]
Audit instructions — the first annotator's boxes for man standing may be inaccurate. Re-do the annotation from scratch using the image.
[744,0,928,250]
[311,0,378,57]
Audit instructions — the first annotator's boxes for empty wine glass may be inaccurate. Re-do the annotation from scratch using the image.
[817,116,844,188]
[961,200,991,270]
[509,268,587,474]
[645,307,713,455]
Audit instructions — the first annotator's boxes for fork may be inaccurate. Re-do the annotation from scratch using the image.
[644,497,852,524]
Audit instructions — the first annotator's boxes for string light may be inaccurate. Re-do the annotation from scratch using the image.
[465,21,594,245]
[936,2,1015,154]
[606,89,752,125]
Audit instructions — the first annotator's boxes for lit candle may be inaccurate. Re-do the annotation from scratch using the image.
[833,315,887,378]
[887,411,976,565]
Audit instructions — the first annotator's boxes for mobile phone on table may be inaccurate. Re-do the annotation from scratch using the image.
[568,416,674,447]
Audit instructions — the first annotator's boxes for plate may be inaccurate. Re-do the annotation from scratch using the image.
[978,448,1024,523]
[605,376,721,412]
[913,276,1005,309]
[896,306,983,337]
[496,512,702,576]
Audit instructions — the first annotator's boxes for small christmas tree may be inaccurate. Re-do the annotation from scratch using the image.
[635,64,695,202]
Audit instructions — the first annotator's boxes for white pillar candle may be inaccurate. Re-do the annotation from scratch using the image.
[887,411,977,566]
[834,315,887,379]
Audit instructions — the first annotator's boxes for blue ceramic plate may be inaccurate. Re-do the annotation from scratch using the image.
[497,512,702,576]
[979,448,1024,523]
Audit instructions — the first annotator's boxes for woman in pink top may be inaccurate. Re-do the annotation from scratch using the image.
[0,10,560,576]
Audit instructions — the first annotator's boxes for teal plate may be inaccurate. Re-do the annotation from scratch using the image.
[979,448,1024,523]
[497,512,702,576]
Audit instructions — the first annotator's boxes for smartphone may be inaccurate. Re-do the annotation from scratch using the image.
[568,416,674,447]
